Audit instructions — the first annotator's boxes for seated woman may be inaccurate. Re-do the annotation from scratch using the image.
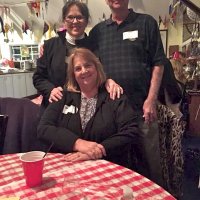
[37,48,140,168]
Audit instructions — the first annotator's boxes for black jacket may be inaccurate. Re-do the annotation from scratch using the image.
[37,86,140,167]
[158,58,182,105]
[33,31,91,108]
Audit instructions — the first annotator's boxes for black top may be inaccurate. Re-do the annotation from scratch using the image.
[37,85,140,168]
[158,58,182,105]
[33,31,91,108]
[89,9,166,111]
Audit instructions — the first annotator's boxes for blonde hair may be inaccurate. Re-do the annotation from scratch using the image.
[170,59,187,84]
[67,48,106,92]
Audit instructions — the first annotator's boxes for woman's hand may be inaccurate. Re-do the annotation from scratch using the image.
[105,79,123,100]
[64,152,95,162]
[39,44,44,57]
[49,87,63,103]
[73,139,106,160]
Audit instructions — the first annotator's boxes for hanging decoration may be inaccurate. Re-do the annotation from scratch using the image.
[158,15,162,28]
[27,3,35,16]
[169,0,180,25]
[31,1,41,17]
[0,16,5,35]
[163,16,168,29]
[4,23,10,43]
[47,23,53,39]
[43,21,49,35]
[45,0,49,13]
[53,23,57,34]
[22,21,30,34]
[168,0,200,27]
[158,15,169,29]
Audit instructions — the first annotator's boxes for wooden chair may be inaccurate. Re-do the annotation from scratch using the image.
[0,115,8,154]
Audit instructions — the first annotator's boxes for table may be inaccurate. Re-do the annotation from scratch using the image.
[0,153,175,200]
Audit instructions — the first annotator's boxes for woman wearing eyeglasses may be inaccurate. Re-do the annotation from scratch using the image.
[33,1,122,113]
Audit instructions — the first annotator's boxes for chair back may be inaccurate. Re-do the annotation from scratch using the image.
[0,97,47,154]
[0,115,8,154]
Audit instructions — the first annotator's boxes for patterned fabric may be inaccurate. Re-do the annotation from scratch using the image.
[80,94,97,131]
[157,104,186,199]
[89,9,166,111]
[0,153,175,199]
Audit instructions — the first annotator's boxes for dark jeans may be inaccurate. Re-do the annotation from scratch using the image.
[133,116,164,187]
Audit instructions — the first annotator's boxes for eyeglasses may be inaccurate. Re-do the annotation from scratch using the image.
[65,15,85,23]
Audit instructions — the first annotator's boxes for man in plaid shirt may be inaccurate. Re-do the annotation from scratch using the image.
[89,0,166,186]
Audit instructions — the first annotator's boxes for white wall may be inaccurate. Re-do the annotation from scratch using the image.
[129,0,170,22]
[2,0,198,58]
[87,0,170,27]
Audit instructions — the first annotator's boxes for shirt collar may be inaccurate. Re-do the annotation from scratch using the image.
[105,9,137,26]
[66,32,85,45]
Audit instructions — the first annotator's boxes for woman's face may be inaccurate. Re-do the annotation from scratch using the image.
[73,55,98,90]
[64,5,88,38]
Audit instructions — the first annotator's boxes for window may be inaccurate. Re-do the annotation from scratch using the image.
[10,44,39,62]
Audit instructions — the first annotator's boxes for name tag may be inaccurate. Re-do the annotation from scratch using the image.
[62,105,78,114]
[123,30,138,41]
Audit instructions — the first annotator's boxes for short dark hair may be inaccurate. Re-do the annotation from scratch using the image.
[62,1,90,23]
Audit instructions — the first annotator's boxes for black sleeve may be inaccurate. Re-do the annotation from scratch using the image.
[37,93,79,153]
[147,15,166,67]
[88,25,100,57]
[158,58,182,104]
[101,95,140,152]
[32,40,55,101]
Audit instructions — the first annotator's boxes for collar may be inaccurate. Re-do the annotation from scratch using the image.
[105,9,137,26]
[65,32,85,45]
[67,84,108,111]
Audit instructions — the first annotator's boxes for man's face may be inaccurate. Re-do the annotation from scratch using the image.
[105,0,129,10]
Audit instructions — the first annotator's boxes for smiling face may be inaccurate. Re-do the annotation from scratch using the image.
[64,5,88,38]
[105,0,129,10]
[73,55,98,91]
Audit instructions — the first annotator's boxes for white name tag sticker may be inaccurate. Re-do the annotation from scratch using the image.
[62,105,78,114]
[123,30,138,41]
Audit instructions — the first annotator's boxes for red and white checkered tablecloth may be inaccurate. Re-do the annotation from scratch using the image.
[0,153,176,200]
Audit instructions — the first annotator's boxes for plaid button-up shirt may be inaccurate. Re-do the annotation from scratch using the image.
[89,9,166,111]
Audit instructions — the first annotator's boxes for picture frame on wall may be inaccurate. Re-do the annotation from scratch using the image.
[160,30,168,56]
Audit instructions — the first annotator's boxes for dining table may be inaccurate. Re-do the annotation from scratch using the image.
[0,153,176,200]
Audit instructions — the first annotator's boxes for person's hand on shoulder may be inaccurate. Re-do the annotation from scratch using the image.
[105,79,123,100]
[39,44,44,57]
[49,87,63,103]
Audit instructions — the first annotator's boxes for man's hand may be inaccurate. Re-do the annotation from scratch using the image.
[105,79,123,100]
[143,98,157,124]
[49,87,63,103]
[73,139,106,160]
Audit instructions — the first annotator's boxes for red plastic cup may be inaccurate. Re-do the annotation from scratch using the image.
[20,151,45,187]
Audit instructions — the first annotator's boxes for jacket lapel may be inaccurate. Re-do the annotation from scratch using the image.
[65,92,83,134]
